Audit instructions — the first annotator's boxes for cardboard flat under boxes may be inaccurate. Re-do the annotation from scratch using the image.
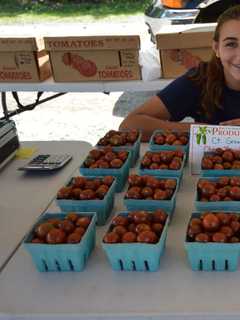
[44,35,141,81]
[156,24,215,79]
[0,37,51,82]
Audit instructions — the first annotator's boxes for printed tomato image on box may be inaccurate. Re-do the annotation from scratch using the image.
[0,37,51,82]
[44,35,141,81]
[62,52,97,77]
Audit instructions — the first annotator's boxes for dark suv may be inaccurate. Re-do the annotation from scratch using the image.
[145,0,240,42]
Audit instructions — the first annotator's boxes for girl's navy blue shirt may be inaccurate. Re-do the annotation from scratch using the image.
[157,70,240,124]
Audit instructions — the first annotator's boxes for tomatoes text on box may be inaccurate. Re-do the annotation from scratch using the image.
[98,69,133,79]
[48,40,105,50]
[0,71,32,80]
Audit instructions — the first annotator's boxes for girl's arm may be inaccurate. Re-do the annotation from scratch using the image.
[119,96,193,142]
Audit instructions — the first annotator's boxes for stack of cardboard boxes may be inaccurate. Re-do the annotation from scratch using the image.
[44,35,141,81]
[0,23,216,82]
[156,23,215,78]
[0,37,51,82]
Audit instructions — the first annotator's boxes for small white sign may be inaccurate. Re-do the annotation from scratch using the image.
[189,124,240,175]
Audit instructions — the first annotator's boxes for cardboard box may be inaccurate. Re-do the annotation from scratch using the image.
[44,35,141,81]
[0,37,51,82]
[156,24,216,79]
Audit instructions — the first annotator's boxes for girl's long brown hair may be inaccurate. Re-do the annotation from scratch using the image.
[188,5,240,120]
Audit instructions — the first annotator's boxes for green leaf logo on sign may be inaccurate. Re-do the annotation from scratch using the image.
[196,126,207,145]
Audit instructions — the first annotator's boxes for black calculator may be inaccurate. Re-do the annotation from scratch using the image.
[18,154,72,171]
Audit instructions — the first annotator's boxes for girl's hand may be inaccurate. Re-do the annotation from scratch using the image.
[220,119,240,126]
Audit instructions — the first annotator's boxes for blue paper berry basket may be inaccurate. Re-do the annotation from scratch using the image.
[96,131,142,167]
[184,212,240,271]
[80,151,131,192]
[201,151,240,177]
[102,211,169,272]
[195,176,240,211]
[149,129,189,153]
[56,176,116,226]
[201,168,240,177]
[24,212,97,272]
[124,177,179,218]
[138,151,186,179]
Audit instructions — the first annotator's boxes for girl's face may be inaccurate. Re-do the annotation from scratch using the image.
[213,19,240,91]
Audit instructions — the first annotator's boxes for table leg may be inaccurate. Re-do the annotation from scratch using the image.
[0,91,67,120]
[1,92,9,120]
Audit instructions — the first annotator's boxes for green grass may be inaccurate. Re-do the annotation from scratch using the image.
[0,0,151,23]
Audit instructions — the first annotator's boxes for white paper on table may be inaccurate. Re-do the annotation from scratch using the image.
[189,124,240,175]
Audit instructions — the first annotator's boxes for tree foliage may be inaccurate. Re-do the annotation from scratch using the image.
[15,0,147,5]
